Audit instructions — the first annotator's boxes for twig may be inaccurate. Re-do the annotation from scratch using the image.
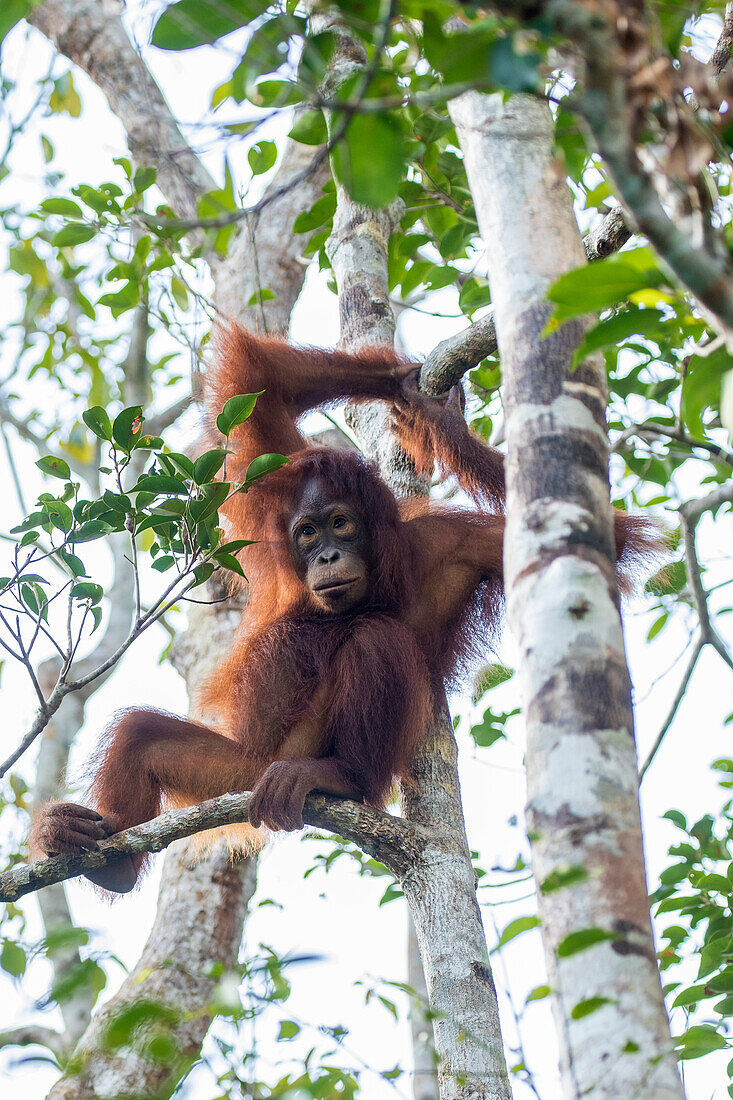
[612,422,733,469]
[639,639,703,781]
[0,791,426,902]
[640,481,733,779]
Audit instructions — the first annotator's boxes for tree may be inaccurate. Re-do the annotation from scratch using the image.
[0,3,732,1099]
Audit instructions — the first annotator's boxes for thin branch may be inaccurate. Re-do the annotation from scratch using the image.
[679,493,733,670]
[0,569,196,779]
[640,480,733,779]
[0,791,427,902]
[639,639,703,781]
[0,1025,63,1057]
[612,421,733,469]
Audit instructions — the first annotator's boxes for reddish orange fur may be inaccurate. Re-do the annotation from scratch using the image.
[30,323,657,891]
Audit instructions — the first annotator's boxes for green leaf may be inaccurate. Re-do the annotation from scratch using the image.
[112,406,144,453]
[82,406,113,441]
[152,555,175,572]
[193,448,230,485]
[676,1024,728,1060]
[99,281,141,317]
[332,113,407,208]
[0,940,26,978]
[574,308,665,362]
[36,455,71,480]
[49,72,81,117]
[58,549,88,577]
[189,482,230,522]
[245,452,289,483]
[53,223,95,248]
[556,928,613,957]
[540,865,588,894]
[645,560,686,597]
[71,521,112,544]
[248,140,277,175]
[133,165,156,193]
[647,612,668,641]
[472,663,513,701]
[548,248,663,323]
[191,561,216,587]
[44,499,73,533]
[71,582,103,604]
[277,1020,300,1041]
[289,109,328,146]
[672,984,711,1008]
[1,0,41,45]
[216,392,263,436]
[40,197,84,218]
[493,916,540,950]
[246,288,275,307]
[151,0,262,50]
[488,35,541,94]
[570,996,612,1020]
[133,474,190,495]
[217,539,256,554]
[681,344,731,435]
[525,984,550,1004]
[215,552,246,577]
[170,276,189,310]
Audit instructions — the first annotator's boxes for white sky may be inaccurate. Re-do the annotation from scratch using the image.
[0,7,731,1099]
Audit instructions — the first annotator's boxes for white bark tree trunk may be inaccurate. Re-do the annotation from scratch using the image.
[449,91,683,1100]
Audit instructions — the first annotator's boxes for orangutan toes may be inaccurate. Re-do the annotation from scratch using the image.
[31,803,138,894]
[248,761,309,832]
[32,802,110,857]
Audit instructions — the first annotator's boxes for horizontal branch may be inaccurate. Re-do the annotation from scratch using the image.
[419,206,629,394]
[0,1024,64,1056]
[1,790,428,901]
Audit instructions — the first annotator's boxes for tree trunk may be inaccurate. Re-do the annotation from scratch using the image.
[449,90,683,1100]
[320,27,511,1097]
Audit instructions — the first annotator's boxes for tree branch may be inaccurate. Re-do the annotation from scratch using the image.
[611,421,733,469]
[711,3,733,77]
[640,480,733,778]
[418,206,630,395]
[29,0,216,225]
[638,639,703,781]
[1,791,425,902]
[0,1024,64,1056]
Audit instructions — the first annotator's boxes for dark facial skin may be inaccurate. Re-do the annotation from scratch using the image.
[289,478,371,614]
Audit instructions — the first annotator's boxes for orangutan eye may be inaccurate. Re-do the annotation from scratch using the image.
[333,516,347,529]
[300,524,317,540]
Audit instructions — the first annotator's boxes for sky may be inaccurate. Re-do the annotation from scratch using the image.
[0,5,732,1099]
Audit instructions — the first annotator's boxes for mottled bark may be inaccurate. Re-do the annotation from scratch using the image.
[48,844,256,1100]
[449,90,683,1100]
[407,914,439,1100]
[400,710,510,1100]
